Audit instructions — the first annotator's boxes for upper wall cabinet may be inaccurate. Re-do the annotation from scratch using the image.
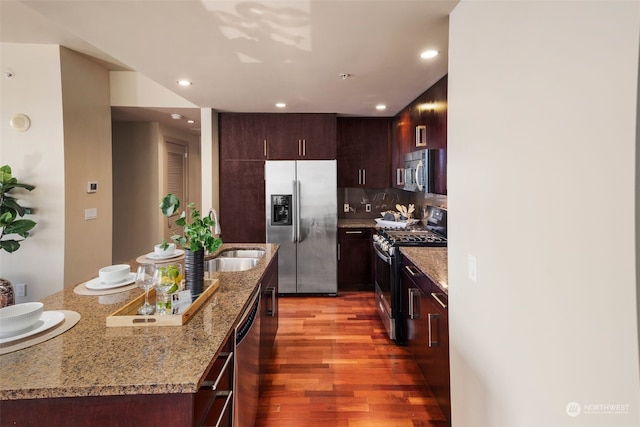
[337,117,391,188]
[392,75,448,194]
[220,113,336,161]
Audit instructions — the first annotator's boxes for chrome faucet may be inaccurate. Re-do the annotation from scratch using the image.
[208,208,221,236]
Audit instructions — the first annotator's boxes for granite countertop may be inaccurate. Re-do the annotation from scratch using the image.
[400,247,448,293]
[337,218,378,228]
[0,243,278,401]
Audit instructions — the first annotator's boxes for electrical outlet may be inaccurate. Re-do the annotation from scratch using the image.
[343,203,350,213]
[468,254,478,283]
[365,203,371,212]
[15,283,26,297]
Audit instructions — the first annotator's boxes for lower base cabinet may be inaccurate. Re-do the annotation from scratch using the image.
[338,228,373,291]
[195,338,234,426]
[401,256,450,422]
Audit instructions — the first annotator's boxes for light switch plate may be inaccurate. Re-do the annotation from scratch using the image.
[343,203,350,213]
[468,254,478,283]
[365,203,371,212]
[85,208,97,220]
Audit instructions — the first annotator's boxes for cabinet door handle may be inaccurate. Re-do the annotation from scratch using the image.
[357,169,362,185]
[431,292,447,309]
[362,169,366,185]
[345,230,363,234]
[408,288,420,320]
[337,243,340,261]
[404,265,421,277]
[428,313,440,347]
[302,139,306,156]
[263,139,267,157]
[267,287,276,316]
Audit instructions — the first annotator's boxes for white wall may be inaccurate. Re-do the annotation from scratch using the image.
[448,1,640,426]
[0,43,65,302]
[60,47,113,287]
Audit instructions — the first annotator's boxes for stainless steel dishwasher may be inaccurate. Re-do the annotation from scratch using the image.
[234,286,261,427]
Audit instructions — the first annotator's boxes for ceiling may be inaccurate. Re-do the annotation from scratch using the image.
[1,0,457,135]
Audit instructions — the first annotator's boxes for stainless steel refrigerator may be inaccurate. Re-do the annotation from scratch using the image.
[265,160,337,294]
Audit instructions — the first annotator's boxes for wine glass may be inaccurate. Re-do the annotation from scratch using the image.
[136,264,155,315]
[154,263,182,315]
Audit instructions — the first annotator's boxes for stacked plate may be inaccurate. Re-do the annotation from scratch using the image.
[0,302,65,344]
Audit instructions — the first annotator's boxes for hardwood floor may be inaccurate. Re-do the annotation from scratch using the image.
[255,292,448,427]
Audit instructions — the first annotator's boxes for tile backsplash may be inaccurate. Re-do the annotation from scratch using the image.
[338,188,447,219]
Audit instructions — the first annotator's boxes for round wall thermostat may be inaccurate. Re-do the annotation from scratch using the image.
[10,113,31,132]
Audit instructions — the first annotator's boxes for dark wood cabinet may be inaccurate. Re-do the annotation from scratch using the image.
[401,256,450,421]
[337,117,391,188]
[337,228,373,291]
[220,113,270,160]
[268,113,337,160]
[391,75,447,193]
[220,113,336,161]
[259,254,278,392]
[219,160,266,243]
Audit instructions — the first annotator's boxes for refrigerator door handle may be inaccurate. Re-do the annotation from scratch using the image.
[296,180,301,243]
[292,180,297,242]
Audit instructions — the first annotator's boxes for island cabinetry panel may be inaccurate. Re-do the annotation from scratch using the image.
[220,113,336,161]
[401,256,450,421]
[219,160,266,243]
[259,253,279,391]
[337,117,391,188]
[338,228,373,291]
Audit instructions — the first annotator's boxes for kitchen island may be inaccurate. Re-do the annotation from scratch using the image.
[0,243,278,426]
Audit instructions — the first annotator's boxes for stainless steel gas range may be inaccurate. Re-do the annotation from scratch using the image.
[372,206,447,344]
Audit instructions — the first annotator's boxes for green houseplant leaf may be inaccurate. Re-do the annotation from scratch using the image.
[0,165,37,253]
[159,194,222,253]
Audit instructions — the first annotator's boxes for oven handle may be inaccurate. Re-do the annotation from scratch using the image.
[373,243,392,265]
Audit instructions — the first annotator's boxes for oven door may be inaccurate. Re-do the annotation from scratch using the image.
[373,242,396,340]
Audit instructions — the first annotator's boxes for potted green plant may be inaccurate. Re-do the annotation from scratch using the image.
[159,194,222,297]
[0,164,37,307]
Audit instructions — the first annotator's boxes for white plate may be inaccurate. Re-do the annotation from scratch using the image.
[0,311,65,343]
[144,249,185,260]
[85,272,136,290]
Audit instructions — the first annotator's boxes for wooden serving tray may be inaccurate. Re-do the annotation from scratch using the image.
[106,279,219,327]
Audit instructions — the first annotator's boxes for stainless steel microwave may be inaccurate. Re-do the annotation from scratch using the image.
[403,149,433,193]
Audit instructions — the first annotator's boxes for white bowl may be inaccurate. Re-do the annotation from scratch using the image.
[99,264,130,284]
[0,302,44,336]
[154,243,176,258]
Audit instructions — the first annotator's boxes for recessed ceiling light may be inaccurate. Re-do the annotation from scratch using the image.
[420,50,439,59]
[276,103,286,108]
[186,119,195,124]
[170,113,183,120]
[376,104,387,111]
[177,80,192,87]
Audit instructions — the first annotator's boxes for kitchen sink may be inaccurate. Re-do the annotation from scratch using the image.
[218,249,265,259]
[205,257,260,272]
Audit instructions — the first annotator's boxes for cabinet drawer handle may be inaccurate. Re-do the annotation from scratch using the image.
[345,230,363,234]
[212,390,233,427]
[404,265,421,277]
[200,351,234,390]
[267,287,277,317]
[408,288,420,320]
[431,292,447,309]
[428,314,440,347]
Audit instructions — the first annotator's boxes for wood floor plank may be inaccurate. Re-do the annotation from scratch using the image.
[255,292,448,427]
